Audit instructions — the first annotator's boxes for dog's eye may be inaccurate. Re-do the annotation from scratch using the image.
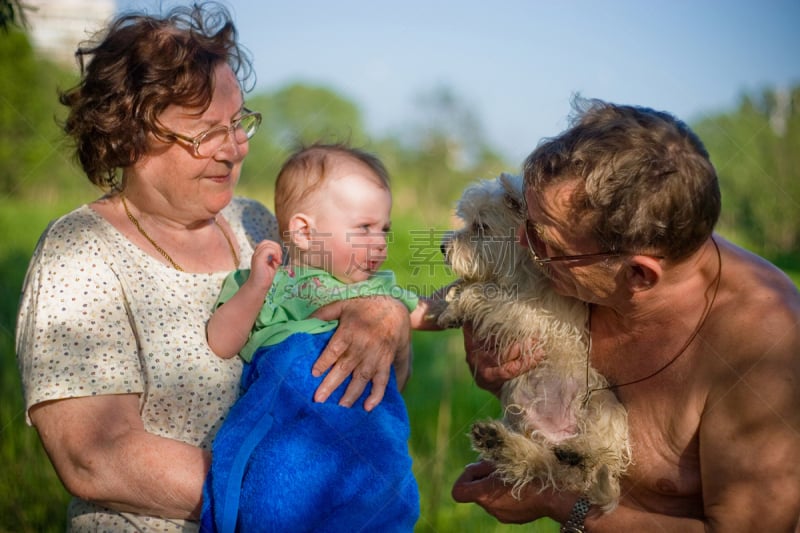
[472,221,489,234]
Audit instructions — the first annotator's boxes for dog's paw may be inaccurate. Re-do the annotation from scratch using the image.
[471,421,504,454]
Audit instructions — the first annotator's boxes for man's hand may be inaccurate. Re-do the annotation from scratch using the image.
[311,296,411,411]
[452,461,554,524]
[463,322,542,396]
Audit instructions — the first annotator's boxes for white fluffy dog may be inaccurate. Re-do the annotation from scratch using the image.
[438,173,631,511]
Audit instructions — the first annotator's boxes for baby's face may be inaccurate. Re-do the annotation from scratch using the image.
[308,161,392,284]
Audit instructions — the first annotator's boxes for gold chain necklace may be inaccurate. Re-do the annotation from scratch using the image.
[582,236,722,405]
[120,194,239,272]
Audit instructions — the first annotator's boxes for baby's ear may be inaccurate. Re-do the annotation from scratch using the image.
[287,213,313,251]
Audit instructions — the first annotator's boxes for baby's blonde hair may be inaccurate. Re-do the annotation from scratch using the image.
[274,142,391,242]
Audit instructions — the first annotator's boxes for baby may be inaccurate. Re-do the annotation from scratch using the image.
[201,143,440,533]
[207,143,440,361]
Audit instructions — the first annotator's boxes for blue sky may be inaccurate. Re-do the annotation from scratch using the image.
[117,0,800,165]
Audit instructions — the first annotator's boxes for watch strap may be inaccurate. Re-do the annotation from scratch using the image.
[560,496,591,533]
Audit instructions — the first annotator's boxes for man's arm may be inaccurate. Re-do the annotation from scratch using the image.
[698,322,800,530]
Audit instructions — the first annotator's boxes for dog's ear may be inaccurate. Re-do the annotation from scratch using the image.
[499,174,525,215]
[503,192,523,215]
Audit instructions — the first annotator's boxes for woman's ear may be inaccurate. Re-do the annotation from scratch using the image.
[287,213,313,251]
[624,255,663,292]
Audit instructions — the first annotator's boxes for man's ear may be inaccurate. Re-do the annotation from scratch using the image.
[624,255,663,292]
[287,213,313,251]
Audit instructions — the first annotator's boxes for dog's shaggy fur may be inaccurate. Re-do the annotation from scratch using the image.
[438,174,631,511]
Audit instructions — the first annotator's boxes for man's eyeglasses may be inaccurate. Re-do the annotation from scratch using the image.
[164,108,262,158]
[523,219,663,265]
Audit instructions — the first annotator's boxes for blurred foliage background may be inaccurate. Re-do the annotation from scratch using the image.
[1,12,798,533]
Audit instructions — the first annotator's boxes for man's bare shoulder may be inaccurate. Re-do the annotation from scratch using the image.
[704,239,800,395]
[717,238,799,330]
[727,235,796,286]
[693,239,798,404]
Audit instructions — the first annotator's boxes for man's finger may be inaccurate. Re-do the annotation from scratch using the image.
[452,461,497,502]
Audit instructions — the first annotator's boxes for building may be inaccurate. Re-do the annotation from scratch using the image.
[25,0,116,66]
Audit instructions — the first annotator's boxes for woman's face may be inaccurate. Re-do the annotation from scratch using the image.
[128,63,249,221]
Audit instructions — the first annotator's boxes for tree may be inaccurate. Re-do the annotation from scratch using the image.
[0,29,76,196]
[386,85,507,213]
[693,86,800,259]
[0,0,29,33]
[240,83,370,189]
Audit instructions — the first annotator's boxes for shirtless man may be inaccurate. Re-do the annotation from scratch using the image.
[451,98,800,531]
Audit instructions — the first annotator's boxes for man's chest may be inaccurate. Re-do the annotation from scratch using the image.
[615,388,705,515]
[589,333,707,513]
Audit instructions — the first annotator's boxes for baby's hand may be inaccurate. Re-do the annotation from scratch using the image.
[249,240,283,290]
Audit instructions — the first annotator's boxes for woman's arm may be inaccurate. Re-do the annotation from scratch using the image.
[310,296,411,411]
[30,394,209,519]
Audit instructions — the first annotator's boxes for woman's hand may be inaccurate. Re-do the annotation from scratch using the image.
[463,322,542,396]
[310,296,411,411]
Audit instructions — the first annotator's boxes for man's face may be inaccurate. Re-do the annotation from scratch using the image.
[521,180,620,302]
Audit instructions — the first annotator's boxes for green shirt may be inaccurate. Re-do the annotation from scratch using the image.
[215,265,419,362]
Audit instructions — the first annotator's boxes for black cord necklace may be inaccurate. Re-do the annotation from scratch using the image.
[582,236,722,405]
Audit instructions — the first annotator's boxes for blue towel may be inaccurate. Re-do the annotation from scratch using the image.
[201,331,419,532]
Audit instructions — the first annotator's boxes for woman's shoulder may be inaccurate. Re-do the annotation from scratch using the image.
[224,196,280,245]
[20,205,127,294]
[34,204,105,249]
[46,203,99,227]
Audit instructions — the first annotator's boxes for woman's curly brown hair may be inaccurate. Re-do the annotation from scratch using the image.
[59,2,255,189]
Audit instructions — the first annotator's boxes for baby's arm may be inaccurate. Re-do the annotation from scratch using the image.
[409,280,459,330]
[207,240,283,358]
[409,296,448,330]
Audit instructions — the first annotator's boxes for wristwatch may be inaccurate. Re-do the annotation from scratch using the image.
[560,496,591,533]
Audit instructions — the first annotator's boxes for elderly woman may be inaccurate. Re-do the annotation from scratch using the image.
[15,4,410,530]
